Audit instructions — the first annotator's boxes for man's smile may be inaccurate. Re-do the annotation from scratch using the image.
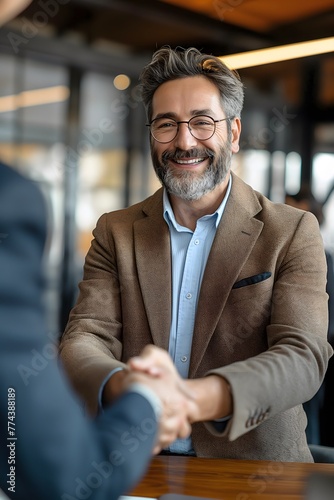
[173,157,206,166]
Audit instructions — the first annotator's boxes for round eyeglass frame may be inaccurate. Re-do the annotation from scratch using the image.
[146,115,233,143]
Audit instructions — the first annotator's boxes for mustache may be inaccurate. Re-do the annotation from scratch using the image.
[162,148,215,161]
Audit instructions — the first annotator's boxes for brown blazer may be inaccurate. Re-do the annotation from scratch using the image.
[60,173,333,462]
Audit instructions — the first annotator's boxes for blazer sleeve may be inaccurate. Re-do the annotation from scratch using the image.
[206,210,333,441]
[0,169,157,500]
[60,212,127,415]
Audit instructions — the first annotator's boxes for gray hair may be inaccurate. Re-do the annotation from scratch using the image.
[139,46,244,122]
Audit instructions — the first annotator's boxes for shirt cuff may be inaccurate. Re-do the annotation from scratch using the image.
[98,367,125,412]
[98,368,162,421]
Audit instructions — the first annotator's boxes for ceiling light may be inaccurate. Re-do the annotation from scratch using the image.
[221,37,334,69]
[113,74,131,91]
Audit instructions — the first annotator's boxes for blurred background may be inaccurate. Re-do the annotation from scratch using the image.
[0,0,333,337]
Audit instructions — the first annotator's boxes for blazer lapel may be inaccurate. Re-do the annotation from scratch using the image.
[134,189,171,350]
[189,174,264,376]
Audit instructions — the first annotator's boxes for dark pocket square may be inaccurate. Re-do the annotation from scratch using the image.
[232,272,272,289]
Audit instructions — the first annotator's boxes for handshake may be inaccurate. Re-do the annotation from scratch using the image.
[103,346,201,454]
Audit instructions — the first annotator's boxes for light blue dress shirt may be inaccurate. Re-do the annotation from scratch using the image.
[163,176,232,454]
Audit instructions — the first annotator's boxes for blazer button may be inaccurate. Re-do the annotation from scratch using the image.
[264,407,271,418]
[246,416,255,428]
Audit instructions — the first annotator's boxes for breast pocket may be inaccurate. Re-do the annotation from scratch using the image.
[229,272,273,305]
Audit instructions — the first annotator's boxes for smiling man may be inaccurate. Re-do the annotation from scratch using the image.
[60,47,332,462]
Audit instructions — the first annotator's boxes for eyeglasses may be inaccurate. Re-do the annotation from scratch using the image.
[146,115,232,143]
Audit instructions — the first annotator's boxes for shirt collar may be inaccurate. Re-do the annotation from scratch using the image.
[163,174,232,230]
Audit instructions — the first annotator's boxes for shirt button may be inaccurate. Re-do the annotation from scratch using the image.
[186,292,192,299]
[194,239,200,245]
[181,356,188,362]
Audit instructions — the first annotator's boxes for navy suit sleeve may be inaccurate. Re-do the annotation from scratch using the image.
[0,164,157,500]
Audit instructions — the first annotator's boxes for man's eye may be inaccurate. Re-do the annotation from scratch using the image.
[192,119,211,126]
[158,121,176,129]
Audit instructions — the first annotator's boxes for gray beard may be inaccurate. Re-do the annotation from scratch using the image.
[151,143,232,201]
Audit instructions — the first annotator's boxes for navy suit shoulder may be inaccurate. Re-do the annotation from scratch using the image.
[0,163,156,500]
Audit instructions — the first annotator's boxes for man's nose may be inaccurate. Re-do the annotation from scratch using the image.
[173,122,198,150]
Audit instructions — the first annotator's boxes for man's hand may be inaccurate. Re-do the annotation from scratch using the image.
[122,369,195,454]
[128,345,188,386]
[127,345,198,453]
[128,345,198,418]
[129,345,233,425]
[103,345,232,453]
[103,346,197,454]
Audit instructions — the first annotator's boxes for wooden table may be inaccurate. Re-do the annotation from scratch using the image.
[130,456,334,499]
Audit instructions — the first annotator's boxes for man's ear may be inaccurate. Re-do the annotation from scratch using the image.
[231,117,241,154]
[0,0,32,27]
